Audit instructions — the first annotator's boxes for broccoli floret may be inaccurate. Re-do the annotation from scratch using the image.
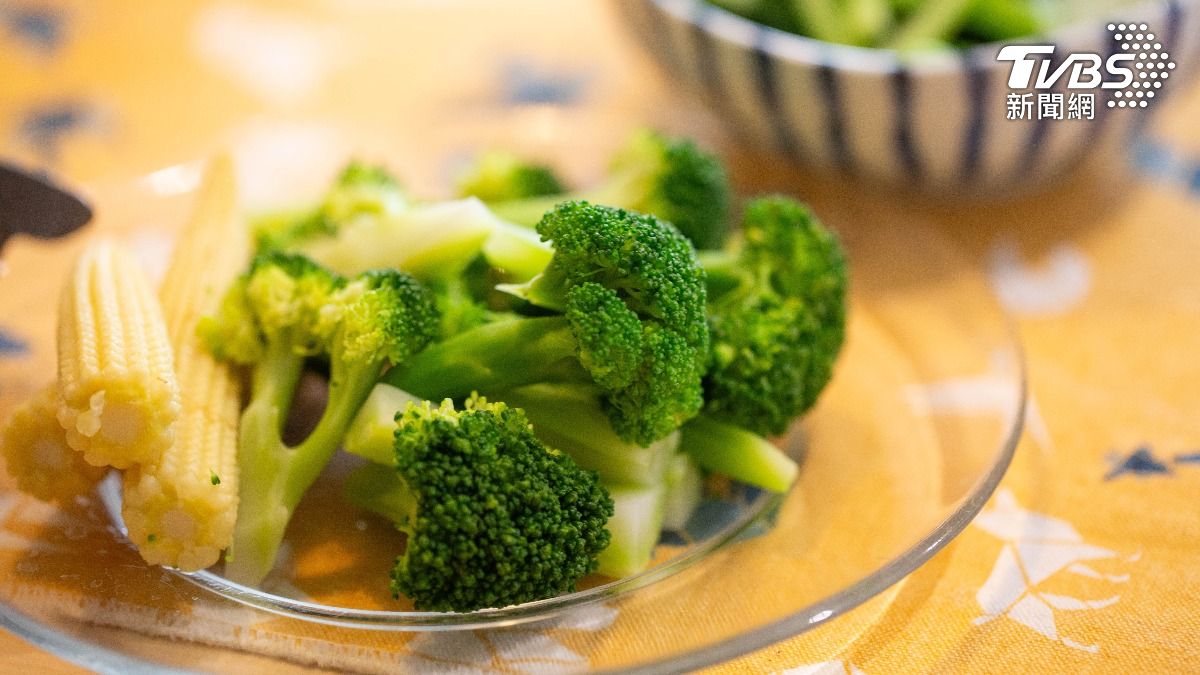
[484,130,732,250]
[701,196,847,437]
[253,162,550,337]
[201,252,439,585]
[345,383,691,581]
[253,162,504,282]
[344,396,612,612]
[255,162,408,253]
[385,201,709,446]
[456,150,565,201]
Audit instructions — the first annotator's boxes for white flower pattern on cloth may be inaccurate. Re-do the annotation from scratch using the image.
[972,489,1135,653]
[905,351,1051,450]
[404,603,620,673]
[987,240,1092,317]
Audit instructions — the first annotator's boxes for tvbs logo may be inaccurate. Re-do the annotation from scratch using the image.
[998,23,1175,108]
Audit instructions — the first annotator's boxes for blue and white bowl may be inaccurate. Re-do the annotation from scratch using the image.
[616,0,1200,193]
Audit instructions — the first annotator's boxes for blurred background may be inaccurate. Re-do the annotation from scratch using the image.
[1,0,1198,672]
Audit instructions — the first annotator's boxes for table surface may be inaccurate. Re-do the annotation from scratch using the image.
[1,1,1199,673]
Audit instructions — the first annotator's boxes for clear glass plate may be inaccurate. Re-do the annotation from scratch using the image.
[0,148,1022,672]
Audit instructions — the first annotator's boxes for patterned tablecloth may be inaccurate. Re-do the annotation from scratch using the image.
[0,1,1198,673]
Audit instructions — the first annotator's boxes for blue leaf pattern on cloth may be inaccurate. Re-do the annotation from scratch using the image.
[18,100,96,161]
[1105,446,1172,480]
[1174,453,1200,465]
[1,3,67,54]
[1130,136,1200,197]
[500,59,590,106]
[0,328,29,356]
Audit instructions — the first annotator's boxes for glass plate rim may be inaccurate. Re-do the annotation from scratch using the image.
[602,332,1027,675]
[91,474,787,631]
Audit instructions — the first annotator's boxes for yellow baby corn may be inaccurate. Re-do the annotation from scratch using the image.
[122,155,246,571]
[1,385,106,503]
[57,239,180,469]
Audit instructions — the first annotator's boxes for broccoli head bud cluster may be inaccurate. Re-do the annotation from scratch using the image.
[388,396,613,612]
[538,202,711,443]
[702,197,847,436]
[455,150,566,202]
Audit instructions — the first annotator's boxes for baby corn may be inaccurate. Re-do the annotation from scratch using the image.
[57,239,180,469]
[122,156,246,571]
[1,386,106,503]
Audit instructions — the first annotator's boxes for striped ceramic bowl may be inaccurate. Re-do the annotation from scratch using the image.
[615,0,1200,193]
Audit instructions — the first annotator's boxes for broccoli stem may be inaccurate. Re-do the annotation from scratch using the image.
[484,167,647,230]
[500,385,676,487]
[384,316,589,400]
[696,250,745,301]
[226,347,382,585]
[344,462,418,529]
[680,416,799,493]
[226,339,305,584]
[344,384,421,465]
[662,452,704,532]
[596,484,665,578]
[481,220,553,282]
[284,358,381,504]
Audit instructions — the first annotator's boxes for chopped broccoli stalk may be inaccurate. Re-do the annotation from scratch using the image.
[596,484,665,579]
[481,220,553,282]
[253,162,504,284]
[500,384,678,487]
[388,315,589,396]
[254,162,408,253]
[701,196,848,436]
[202,253,438,585]
[344,461,418,525]
[292,198,501,279]
[456,150,566,201]
[484,130,732,249]
[680,416,798,493]
[344,383,422,465]
[387,201,710,446]
[345,396,613,612]
[662,452,704,532]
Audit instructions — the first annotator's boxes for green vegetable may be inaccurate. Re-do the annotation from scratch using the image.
[681,415,798,493]
[456,150,566,201]
[344,396,612,612]
[709,0,1051,49]
[345,383,687,580]
[700,196,847,437]
[597,483,665,578]
[253,162,547,339]
[201,252,439,585]
[482,130,732,250]
[386,201,711,446]
[662,451,704,532]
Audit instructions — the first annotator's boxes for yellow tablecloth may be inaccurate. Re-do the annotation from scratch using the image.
[1,1,1198,672]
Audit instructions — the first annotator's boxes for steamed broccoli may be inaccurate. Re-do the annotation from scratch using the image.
[254,162,409,254]
[200,252,439,584]
[345,382,700,580]
[344,396,612,612]
[255,162,528,282]
[384,201,710,446]
[482,130,732,250]
[456,150,566,201]
[699,196,847,437]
